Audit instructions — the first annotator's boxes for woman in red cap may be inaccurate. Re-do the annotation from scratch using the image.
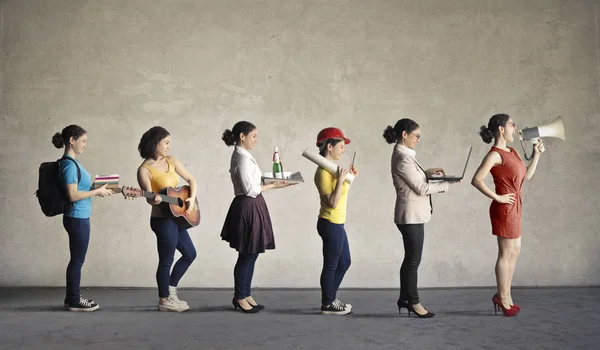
[313,127,358,315]
[471,114,544,317]
[383,118,458,318]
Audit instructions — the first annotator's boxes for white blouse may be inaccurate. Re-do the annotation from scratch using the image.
[229,146,262,198]
[396,144,416,158]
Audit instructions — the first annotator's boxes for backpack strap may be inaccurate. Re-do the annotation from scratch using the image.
[59,156,81,183]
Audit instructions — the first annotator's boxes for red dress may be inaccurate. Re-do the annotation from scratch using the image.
[489,147,526,239]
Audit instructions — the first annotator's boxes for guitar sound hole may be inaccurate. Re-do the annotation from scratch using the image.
[177,198,184,207]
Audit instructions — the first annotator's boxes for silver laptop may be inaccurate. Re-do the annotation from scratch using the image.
[427,146,472,182]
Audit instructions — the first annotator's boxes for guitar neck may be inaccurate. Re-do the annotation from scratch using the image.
[141,191,180,205]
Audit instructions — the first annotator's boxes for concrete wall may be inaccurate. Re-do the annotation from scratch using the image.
[1,0,599,288]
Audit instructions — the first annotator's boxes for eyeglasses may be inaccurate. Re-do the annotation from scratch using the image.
[507,121,516,128]
[411,132,421,140]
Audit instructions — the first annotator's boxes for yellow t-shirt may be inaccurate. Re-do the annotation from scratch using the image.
[314,167,349,224]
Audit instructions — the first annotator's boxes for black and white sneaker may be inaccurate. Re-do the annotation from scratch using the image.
[64,297,94,309]
[321,300,351,315]
[333,299,352,311]
[67,298,99,312]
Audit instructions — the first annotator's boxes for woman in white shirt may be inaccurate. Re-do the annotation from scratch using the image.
[221,121,292,313]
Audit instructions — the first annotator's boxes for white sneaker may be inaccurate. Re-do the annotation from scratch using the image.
[168,285,188,306]
[158,295,189,312]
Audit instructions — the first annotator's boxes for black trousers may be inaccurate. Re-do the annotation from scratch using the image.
[396,223,425,305]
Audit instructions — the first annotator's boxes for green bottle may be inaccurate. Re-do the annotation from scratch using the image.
[273,146,284,179]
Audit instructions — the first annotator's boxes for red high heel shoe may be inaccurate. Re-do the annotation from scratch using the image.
[493,294,520,312]
[492,295,519,317]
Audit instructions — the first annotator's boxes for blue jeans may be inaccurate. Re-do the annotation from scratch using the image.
[63,216,90,304]
[317,218,351,306]
[233,253,259,299]
[150,217,197,298]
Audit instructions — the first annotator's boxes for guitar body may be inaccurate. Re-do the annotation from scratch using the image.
[158,185,201,229]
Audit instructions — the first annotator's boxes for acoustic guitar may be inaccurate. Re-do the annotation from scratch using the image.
[121,185,200,229]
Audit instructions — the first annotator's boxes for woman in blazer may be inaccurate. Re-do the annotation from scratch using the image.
[383,118,458,318]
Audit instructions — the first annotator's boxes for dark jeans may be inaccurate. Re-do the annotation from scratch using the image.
[396,223,425,305]
[150,217,197,298]
[317,218,351,306]
[233,253,259,299]
[63,216,90,304]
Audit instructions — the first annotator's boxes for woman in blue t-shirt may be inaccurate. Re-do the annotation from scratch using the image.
[52,125,113,312]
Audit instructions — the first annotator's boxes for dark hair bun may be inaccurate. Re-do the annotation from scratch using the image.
[51,132,64,148]
[382,125,397,144]
[479,125,494,144]
[222,129,236,146]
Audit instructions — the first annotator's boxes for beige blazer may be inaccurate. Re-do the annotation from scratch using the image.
[391,144,449,224]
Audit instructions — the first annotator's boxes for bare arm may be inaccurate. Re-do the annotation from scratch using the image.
[171,156,197,200]
[319,167,348,209]
[321,165,359,208]
[515,143,544,180]
[171,156,198,214]
[471,151,514,204]
[64,183,111,202]
[261,182,293,192]
[321,184,344,208]
[525,155,540,180]
[137,166,160,205]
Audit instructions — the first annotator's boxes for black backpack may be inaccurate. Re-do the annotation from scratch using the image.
[36,156,81,217]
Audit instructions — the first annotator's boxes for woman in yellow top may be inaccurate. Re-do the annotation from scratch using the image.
[313,127,358,315]
[137,126,198,312]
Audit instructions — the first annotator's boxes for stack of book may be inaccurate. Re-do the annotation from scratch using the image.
[93,174,120,189]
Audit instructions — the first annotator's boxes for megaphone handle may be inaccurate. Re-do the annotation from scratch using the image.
[520,140,534,161]
[527,144,535,161]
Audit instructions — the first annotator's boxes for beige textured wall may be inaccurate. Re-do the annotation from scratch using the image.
[1,0,599,288]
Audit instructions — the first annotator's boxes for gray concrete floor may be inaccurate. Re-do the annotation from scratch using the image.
[0,287,599,350]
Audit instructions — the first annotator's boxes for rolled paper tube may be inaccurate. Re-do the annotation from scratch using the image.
[301,149,355,184]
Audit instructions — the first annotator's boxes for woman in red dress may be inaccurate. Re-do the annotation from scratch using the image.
[471,114,545,316]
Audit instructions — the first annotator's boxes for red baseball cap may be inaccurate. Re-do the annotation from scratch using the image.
[316,127,351,146]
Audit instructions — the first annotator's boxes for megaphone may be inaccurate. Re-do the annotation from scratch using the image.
[518,115,566,142]
[518,115,565,160]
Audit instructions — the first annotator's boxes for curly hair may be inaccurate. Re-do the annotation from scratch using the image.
[138,126,171,159]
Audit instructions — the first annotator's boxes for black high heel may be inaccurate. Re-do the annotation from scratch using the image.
[405,303,435,318]
[247,300,266,310]
[397,299,409,314]
[232,298,260,313]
